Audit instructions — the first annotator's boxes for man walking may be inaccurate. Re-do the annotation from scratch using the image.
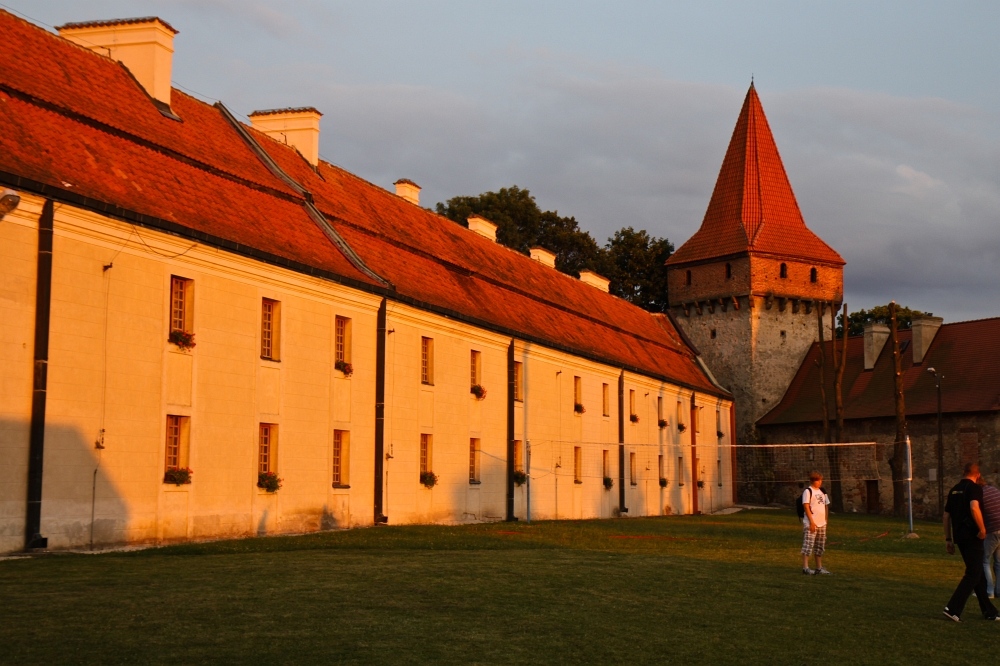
[981,476,1000,599]
[943,462,999,621]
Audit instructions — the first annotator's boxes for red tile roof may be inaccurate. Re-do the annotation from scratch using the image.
[758,318,1000,425]
[667,85,844,267]
[0,9,726,397]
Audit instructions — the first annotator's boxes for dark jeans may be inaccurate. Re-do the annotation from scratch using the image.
[947,537,999,618]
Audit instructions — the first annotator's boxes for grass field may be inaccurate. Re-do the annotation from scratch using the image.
[1,510,995,664]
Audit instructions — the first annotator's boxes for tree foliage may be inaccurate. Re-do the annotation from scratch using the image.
[836,305,932,337]
[436,187,673,312]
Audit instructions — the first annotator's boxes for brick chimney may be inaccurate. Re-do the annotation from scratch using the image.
[579,270,610,293]
[529,247,556,268]
[394,179,421,205]
[863,323,890,370]
[249,108,323,167]
[911,315,943,364]
[467,214,497,242]
[58,17,177,108]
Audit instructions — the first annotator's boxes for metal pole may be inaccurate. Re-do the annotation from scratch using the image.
[526,440,531,523]
[936,375,944,515]
[906,435,914,534]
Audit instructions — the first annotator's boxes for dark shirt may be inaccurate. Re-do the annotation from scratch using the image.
[945,478,984,542]
[982,485,1000,534]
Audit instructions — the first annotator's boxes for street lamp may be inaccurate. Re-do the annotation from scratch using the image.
[927,367,944,514]
[0,189,21,221]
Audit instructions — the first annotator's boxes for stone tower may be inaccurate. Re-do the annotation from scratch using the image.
[666,84,845,442]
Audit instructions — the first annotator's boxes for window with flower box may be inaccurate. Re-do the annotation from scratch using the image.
[163,415,190,484]
[258,423,277,474]
[420,433,432,474]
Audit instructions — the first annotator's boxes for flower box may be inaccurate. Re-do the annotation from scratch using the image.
[420,471,438,489]
[167,330,196,351]
[470,384,487,400]
[335,359,354,377]
[257,471,282,493]
[657,419,668,429]
[677,423,687,433]
[629,414,640,423]
[163,467,192,485]
[659,477,668,488]
[574,403,586,414]
[513,470,527,487]
[603,476,614,490]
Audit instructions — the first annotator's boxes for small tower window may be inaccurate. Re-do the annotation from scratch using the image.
[810,267,818,283]
[710,329,717,339]
[685,270,692,286]
[725,263,732,279]
[779,263,788,279]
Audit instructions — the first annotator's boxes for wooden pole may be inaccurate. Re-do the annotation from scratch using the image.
[889,301,908,516]
[816,304,831,445]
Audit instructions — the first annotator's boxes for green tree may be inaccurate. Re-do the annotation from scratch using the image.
[436,187,672,311]
[837,304,931,337]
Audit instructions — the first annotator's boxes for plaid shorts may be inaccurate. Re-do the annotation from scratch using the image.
[802,525,827,556]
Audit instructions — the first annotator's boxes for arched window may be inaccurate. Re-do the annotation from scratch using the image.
[779,263,788,279]
[810,267,818,283]
[685,270,692,286]
[725,263,732,279]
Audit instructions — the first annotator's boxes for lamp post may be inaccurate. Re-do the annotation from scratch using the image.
[927,367,944,515]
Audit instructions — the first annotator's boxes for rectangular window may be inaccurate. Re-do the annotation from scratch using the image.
[657,396,664,421]
[514,361,524,401]
[164,415,190,471]
[169,276,193,333]
[678,456,684,485]
[470,350,481,386]
[574,376,582,405]
[717,459,723,486]
[676,400,683,427]
[514,440,524,472]
[469,438,481,483]
[261,299,281,360]
[602,383,610,417]
[658,454,664,480]
[716,409,722,436]
[335,316,352,363]
[574,447,583,483]
[421,337,434,385]
[602,449,610,479]
[630,452,637,486]
[333,430,350,486]
[258,423,277,474]
[420,433,432,474]
[629,389,636,416]
[696,406,703,433]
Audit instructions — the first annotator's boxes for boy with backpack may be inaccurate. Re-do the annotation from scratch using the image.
[800,471,831,575]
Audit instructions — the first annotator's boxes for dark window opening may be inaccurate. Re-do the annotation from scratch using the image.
[685,270,692,286]
[725,263,732,279]
[810,267,818,283]
[710,329,717,339]
[779,263,788,279]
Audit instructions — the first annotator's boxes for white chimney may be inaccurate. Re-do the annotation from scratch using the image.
[911,315,943,365]
[863,323,890,371]
[58,17,177,108]
[250,108,323,167]
[467,214,497,242]
[579,270,610,293]
[394,179,421,205]
[529,247,556,268]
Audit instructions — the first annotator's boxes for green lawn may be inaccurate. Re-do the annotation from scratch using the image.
[0,511,994,664]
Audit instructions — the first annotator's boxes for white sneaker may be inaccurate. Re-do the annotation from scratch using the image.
[803,568,815,575]
[816,568,832,575]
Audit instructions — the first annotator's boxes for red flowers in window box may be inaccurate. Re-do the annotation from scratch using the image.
[168,330,196,350]
[630,414,640,423]
[677,423,687,433]
[163,467,192,485]
[513,470,527,487]
[335,359,354,377]
[574,403,586,414]
[257,471,282,493]
[470,384,487,400]
[603,476,614,490]
[420,471,438,488]
[658,419,668,429]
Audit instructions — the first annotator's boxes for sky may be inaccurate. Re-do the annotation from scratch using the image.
[6,1,1000,322]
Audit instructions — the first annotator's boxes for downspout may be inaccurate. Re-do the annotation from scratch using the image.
[25,200,53,550]
[373,298,388,523]
[506,340,516,521]
[730,404,738,504]
[618,371,626,514]
[690,392,699,515]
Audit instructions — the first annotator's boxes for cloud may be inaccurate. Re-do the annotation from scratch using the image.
[171,0,301,38]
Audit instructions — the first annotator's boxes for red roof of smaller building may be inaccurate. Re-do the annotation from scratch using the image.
[759,318,1000,425]
[668,84,844,267]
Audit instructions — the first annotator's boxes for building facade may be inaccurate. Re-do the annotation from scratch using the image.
[0,12,734,553]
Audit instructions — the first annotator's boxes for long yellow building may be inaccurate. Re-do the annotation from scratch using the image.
[0,12,734,553]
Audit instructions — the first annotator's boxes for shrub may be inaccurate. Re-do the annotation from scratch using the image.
[574,403,586,414]
[470,384,487,400]
[167,330,196,350]
[257,471,282,493]
[163,467,192,485]
[335,359,354,377]
[659,477,668,488]
[603,477,614,490]
[658,419,668,429]
[420,471,438,489]
[629,414,639,423]
[513,470,527,487]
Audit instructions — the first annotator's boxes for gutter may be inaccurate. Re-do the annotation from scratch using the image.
[25,200,53,550]
[618,371,626,514]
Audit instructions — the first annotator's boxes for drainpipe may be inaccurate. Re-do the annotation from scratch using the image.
[25,200,53,550]
[690,392,699,515]
[373,298,388,523]
[618,371,626,514]
[730,403,738,504]
[506,340,516,521]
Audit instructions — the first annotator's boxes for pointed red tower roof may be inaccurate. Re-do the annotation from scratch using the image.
[667,84,844,267]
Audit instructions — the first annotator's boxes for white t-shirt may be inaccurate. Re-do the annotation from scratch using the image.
[802,486,829,528]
